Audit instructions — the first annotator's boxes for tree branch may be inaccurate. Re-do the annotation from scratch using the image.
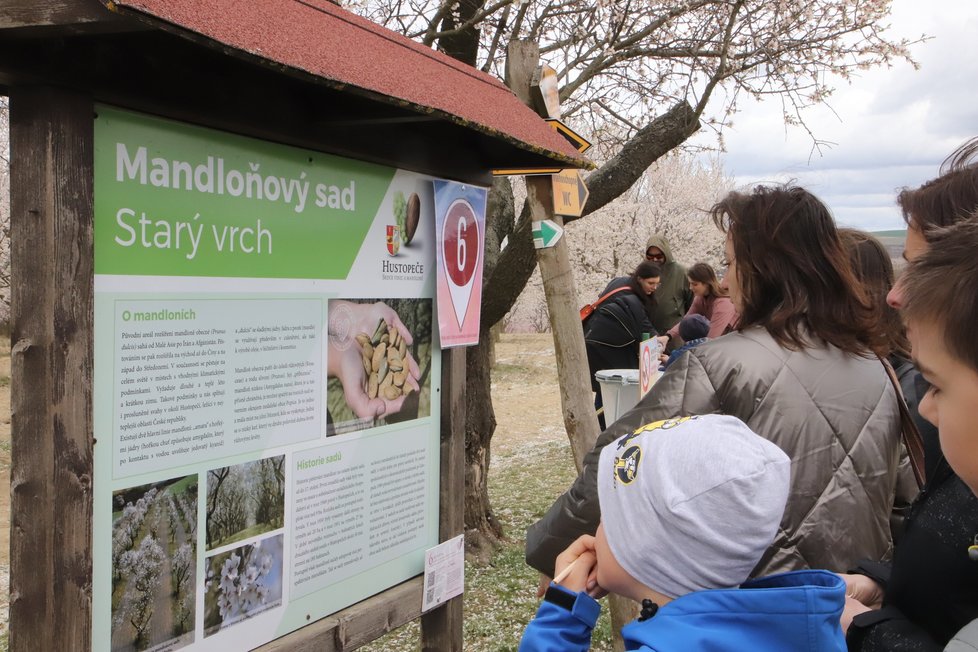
[692,0,744,119]
[575,100,700,223]
[481,177,516,283]
[482,100,700,327]
[417,0,517,46]
[481,2,511,73]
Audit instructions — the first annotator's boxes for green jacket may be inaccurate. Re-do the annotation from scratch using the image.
[645,234,691,334]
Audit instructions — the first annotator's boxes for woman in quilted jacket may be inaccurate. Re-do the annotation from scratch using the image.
[527,184,903,580]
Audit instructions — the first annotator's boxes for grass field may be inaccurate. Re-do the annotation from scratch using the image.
[871,228,908,238]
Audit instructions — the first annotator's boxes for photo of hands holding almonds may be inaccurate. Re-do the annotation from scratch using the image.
[359,319,416,401]
[326,298,432,435]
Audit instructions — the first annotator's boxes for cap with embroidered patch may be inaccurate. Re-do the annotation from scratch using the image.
[597,414,791,598]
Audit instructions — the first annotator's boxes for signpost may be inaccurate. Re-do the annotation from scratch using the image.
[531,65,561,120]
[551,169,590,218]
[517,45,637,652]
[545,118,592,154]
[509,39,599,474]
[531,219,564,249]
[491,167,561,177]
[434,181,487,347]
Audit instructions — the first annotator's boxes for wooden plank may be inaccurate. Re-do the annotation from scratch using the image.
[9,86,95,652]
[0,0,117,29]
[256,577,424,651]
[420,347,466,651]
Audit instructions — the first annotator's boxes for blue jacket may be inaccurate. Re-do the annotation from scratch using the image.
[519,570,846,652]
[659,337,707,371]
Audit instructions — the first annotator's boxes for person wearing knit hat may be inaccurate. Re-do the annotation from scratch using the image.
[519,415,847,652]
[658,315,711,371]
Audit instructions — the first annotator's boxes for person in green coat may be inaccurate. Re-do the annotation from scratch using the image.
[643,234,692,341]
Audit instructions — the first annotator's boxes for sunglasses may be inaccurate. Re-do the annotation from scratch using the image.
[645,252,666,261]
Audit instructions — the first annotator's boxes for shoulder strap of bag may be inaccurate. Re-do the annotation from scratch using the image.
[878,355,927,489]
[589,286,632,312]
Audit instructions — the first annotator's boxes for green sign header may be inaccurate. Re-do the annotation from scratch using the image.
[94,106,395,279]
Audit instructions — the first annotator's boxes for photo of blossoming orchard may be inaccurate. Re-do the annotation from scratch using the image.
[206,455,285,550]
[203,534,284,636]
[111,475,197,652]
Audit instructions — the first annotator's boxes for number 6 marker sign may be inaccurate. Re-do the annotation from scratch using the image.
[433,180,487,347]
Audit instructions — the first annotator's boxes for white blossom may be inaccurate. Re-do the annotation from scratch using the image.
[210,543,276,629]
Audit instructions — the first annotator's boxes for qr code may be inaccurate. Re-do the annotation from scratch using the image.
[426,570,438,603]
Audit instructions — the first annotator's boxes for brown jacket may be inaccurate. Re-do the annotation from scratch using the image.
[526,326,903,577]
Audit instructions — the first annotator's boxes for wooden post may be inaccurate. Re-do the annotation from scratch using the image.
[9,87,95,652]
[506,40,639,652]
[504,40,599,473]
[420,347,466,651]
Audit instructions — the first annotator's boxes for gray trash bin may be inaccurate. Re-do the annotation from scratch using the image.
[595,369,640,424]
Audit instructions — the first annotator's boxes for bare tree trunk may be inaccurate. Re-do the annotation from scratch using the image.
[436,0,482,64]
[487,321,503,368]
[445,31,700,548]
[462,328,503,561]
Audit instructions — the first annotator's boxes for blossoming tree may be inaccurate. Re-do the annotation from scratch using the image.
[508,152,732,331]
[346,0,922,546]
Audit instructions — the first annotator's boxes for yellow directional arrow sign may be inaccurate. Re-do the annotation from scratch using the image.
[531,65,562,119]
[551,169,589,218]
[492,167,562,177]
[545,118,592,153]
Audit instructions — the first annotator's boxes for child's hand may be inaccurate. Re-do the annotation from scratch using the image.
[839,573,884,610]
[535,573,551,599]
[841,595,873,633]
[553,535,599,595]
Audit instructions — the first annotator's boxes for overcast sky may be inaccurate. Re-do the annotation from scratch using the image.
[700,0,978,232]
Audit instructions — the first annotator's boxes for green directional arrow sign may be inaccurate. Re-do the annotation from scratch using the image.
[532,219,564,249]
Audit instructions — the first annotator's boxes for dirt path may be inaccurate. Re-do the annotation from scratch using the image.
[147,499,176,648]
[490,333,564,455]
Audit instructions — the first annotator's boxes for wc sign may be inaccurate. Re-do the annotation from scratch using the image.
[433,179,487,347]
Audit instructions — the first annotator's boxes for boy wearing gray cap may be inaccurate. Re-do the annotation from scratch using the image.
[519,415,847,651]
